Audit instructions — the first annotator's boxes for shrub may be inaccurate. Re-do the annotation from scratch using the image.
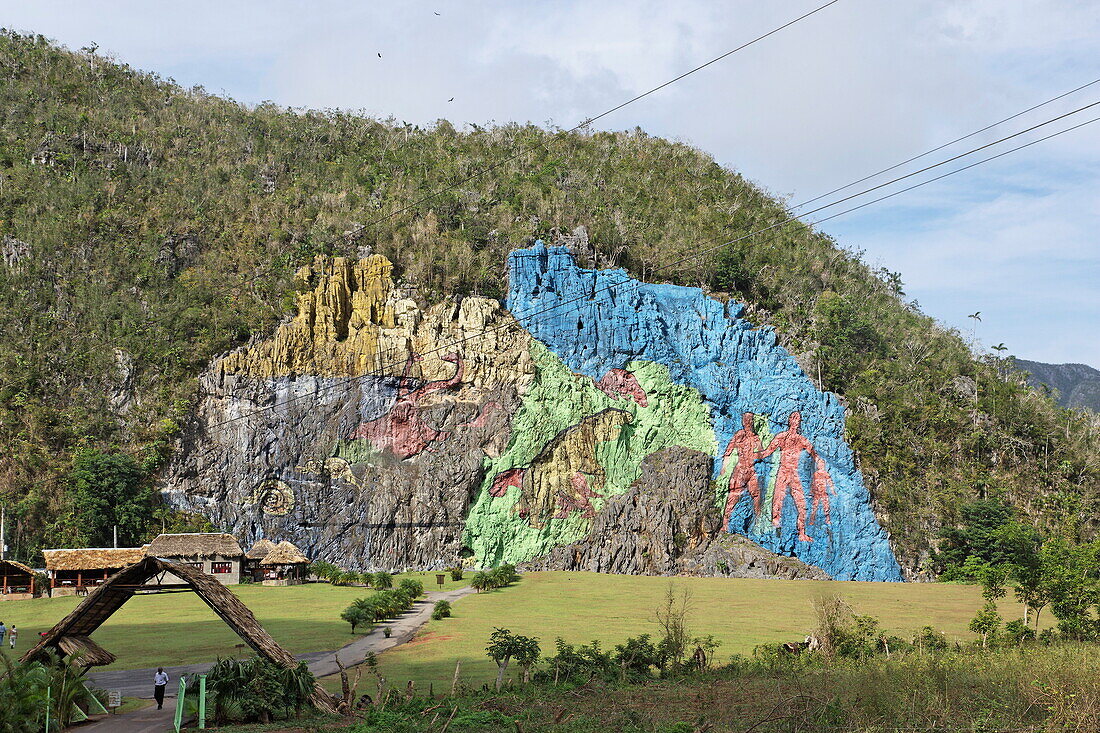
[471,571,493,593]
[448,566,464,581]
[372,571,394,589]
[310,560,339,581]
[398,578,423,599]
[432,600,452,620]
[341,606,370,634]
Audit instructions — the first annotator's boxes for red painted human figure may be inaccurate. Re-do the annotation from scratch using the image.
[757,411,816,542]
[720,412,764,525]
[809,455,836,526]
[349,352,464,458]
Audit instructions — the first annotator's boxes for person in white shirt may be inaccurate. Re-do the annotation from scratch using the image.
[153,668,169,709]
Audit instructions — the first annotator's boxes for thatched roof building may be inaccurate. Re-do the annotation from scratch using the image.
[42,548,144,571]
[245,539,277,561]
[145,533,243,558]
[42,548,146,595]
[1,559,37,599]
[22,556,338,713]
[259,541,310,566]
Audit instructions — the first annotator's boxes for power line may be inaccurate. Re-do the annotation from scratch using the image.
[198,97,1100,433]
[791,76,1100,211]
[352,0,842,232]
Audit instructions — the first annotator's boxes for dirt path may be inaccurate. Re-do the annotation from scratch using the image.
[87,587,474,700]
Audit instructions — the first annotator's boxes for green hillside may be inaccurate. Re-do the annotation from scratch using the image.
[0,30,1096,570]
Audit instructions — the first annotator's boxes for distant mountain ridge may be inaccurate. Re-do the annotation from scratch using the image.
[1014,359,1100,412]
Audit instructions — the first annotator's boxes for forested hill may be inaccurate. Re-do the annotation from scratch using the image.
[1015,359,1100,412]
[0,30,1096,572]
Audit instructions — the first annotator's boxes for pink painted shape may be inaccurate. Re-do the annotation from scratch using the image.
[489,467,525,498]
[809,456,836,527]
[721,420,764,525]
[758,412,814,542]
[348,353,465,458]
[596,369,648,407]
[553,471,600,519]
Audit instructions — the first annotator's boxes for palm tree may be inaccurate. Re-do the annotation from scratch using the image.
[471,571,492,593]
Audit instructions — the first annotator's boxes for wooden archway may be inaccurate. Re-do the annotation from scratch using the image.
[22,556,337,713]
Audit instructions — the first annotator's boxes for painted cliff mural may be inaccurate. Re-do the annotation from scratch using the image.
[162,243,903,581]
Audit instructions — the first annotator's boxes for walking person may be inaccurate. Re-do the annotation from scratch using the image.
[153,667,169,709]
[7,625,15,650]
[0,620,6,648]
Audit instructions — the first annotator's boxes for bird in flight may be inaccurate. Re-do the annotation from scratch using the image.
[434,11,441,15]
[377,52,382,58]
[448,97,455,102]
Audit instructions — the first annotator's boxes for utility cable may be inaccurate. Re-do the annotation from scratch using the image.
[791,76,1100,210]
[198,94,1100,431]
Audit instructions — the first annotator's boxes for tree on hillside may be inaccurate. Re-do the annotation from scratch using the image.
[67,447,151,546]
[486,628,540,690]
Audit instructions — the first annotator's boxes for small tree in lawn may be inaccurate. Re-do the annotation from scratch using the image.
[398,577,423,599]
[341,605,370,634]
[471,571,492,593]
[372,571,393,589]
[486,628,540,690]
[970,602,1002,648]
[970,564,1007,648]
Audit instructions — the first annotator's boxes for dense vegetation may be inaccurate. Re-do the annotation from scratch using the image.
[0,30,1097,570]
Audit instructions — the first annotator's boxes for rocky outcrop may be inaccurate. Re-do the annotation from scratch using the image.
[164,244,902,580]
[521,447,829,580]
[503,244,902,580]
[162,255,533,569]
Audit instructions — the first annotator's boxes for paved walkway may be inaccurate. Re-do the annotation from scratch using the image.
[81,701,173,733]
[88,587,474,699]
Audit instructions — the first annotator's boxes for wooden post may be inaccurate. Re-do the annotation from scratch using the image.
[450,659,461,696]
[78,571,82,588]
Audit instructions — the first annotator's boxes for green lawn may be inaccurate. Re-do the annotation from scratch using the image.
[359,572,1040,693]
[0,572,463,670]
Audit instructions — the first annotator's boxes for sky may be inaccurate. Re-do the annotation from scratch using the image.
[3,0,1098,366]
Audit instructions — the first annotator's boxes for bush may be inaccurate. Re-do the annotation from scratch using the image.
[341,606,371,634]
[372,571,394,589]
[201,657,315,724]
[432,600,452,620]
[398,578,423,599]
[310,560,339,581]
[448,566,464,581]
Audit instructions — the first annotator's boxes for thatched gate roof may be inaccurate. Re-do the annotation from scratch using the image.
[21,556,337,713]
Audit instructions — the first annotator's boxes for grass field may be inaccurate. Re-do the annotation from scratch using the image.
[0,571,464,670]
[359,572,1040,693]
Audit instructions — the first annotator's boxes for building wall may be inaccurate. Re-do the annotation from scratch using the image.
[154,555,241,585]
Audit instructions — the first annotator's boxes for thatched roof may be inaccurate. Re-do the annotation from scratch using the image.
[58,635,116,666]
[22,556,337,714]
[0,559,35,576]
[42,548,144,571]
[246,538,277,560]
[260,541,310,566]
[145,533,242,558]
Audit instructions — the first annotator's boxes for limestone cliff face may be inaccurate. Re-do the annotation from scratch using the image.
[162,255,533,569]
[164,244,902,580]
